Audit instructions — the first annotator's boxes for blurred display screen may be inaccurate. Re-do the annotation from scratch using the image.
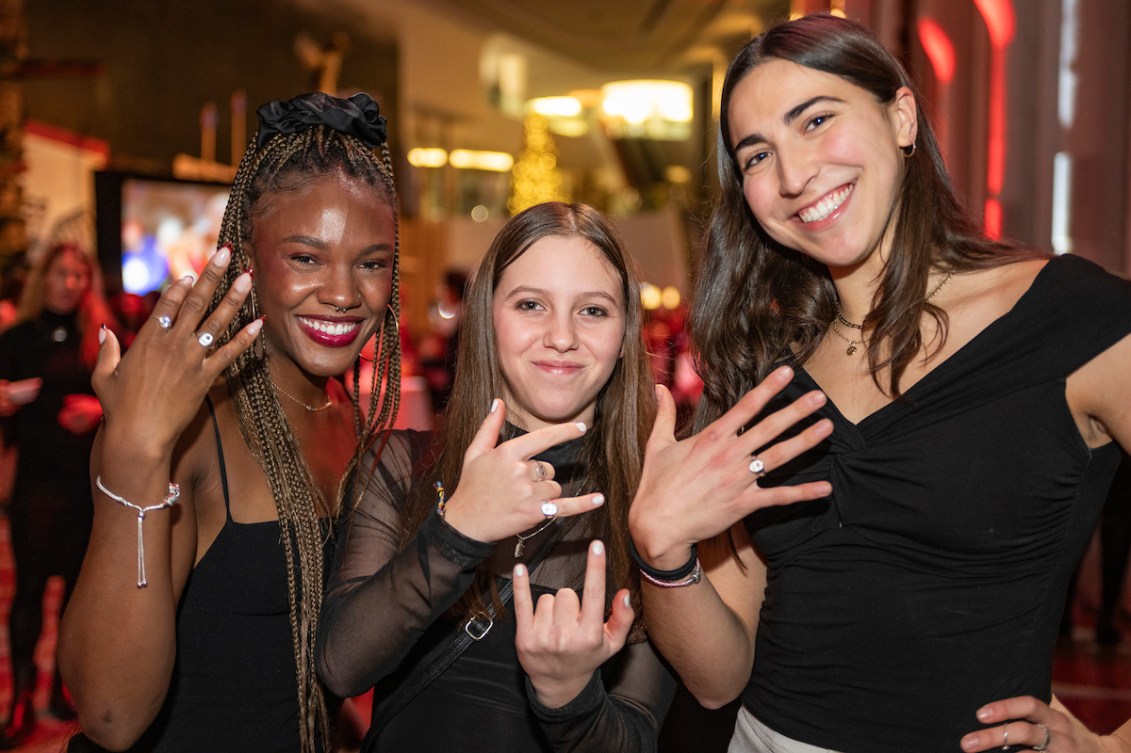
[96,171,231,295]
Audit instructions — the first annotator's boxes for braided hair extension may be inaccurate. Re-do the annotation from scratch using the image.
[210,122,401,753]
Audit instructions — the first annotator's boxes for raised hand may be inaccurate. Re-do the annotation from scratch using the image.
[629,366,833,569]
[93,246,261,454]
[513,539,633,709]
[440,399,605,543]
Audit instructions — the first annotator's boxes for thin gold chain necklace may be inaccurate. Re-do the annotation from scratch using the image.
[832,271,954,356]
[275,384,333,412]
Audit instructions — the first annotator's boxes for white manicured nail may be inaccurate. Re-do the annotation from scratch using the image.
[591,541,604,555]
[490,398,500,413]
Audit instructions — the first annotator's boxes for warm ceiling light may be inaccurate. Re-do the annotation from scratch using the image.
[407,147,447,168]
[661,286,681,310]
[529,96,583,118]
[449,149,515,172]
[601,80,693,125]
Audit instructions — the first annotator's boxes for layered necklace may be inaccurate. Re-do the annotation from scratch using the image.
[831,271,954,356]
[274,383,333,412]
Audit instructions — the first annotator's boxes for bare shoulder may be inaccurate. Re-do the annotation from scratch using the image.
[957,256,1049,309]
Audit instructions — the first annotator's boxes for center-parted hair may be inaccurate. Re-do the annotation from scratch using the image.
[400,201,656,639]
[209,104,402,753]
[694,13,1028,426]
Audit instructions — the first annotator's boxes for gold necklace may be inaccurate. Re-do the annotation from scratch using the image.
[832,271,955,357]
[514,518,557,558]
[275,384,333,412]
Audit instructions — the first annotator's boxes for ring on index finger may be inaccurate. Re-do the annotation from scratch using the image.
[154,314,173,330]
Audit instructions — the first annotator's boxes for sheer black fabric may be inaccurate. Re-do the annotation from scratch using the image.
[318,430,675,752]
[743,254,1131,752]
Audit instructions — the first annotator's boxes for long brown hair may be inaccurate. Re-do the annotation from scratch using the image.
[400,201,655,636]
[17,242,114,368]
[209,105,401,753]
[694,13,1031,426]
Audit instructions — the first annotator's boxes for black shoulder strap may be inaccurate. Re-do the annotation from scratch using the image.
[369,519,568,735]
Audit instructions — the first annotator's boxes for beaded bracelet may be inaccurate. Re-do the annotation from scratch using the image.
[434,480,447,518]
[94,476,181,588]
[628,538,702,588]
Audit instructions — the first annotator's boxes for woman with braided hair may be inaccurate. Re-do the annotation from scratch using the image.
[58,92,401,753]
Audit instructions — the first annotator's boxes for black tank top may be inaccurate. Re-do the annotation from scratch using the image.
[70,399,325,753]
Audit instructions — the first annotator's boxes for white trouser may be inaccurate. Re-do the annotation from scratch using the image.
[729,707,844,753]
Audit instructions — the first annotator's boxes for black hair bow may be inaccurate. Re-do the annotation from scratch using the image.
[256,92,387,148]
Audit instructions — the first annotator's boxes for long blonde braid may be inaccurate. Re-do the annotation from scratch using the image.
[210,116,400,753]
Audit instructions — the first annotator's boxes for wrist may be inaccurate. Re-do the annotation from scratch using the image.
[629,538,701,588]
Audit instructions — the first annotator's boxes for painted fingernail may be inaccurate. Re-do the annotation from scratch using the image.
[182,275,195,284]
[623,593,631,607]
[490,398,500,413]
[213,246,230,265]
[591,494,605,507]
[591,541,604,556]
[514,564,526,578]
[541,501,558,517]
[575,422,587,433]
[247,318,264,336]
[244,266,254,278]
[233,272,252,293]
[98,323,107,344]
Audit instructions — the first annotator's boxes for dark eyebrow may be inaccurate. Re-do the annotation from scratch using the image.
[732,95,846,153]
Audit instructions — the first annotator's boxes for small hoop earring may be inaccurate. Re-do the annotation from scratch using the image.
[902,142,917,158]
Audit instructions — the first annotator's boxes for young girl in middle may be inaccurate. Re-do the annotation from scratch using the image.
[318,201,675,752]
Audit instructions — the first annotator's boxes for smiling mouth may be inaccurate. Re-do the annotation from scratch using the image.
[798,185,853,223]
[297,316,361,337]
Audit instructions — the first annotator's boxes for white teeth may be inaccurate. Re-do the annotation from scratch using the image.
[799,186,852,223]
[299,317,359,336]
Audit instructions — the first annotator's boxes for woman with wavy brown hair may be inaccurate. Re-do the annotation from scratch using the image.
[319,201,675,752]
[58,92,401,753]
[627,13,1131,753]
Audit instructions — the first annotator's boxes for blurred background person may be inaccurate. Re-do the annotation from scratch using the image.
[0,242,114,747]
[419,268,468,416]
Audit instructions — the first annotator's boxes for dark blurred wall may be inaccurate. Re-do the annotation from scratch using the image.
[22,0,398,171]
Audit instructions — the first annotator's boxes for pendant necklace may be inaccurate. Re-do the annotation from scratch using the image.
[832,271,955,357]
[514,518,556,558]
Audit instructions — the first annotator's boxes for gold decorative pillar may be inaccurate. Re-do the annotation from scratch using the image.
[0,0,27,260]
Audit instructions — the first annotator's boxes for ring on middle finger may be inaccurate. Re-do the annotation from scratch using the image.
[196,332,215,348]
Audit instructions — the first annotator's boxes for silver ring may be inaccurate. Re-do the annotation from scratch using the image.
[749,457,766,475]
[540,501,557,518]
[532,460,547,482]
[196,332,215,348]
[154,315,173,330]
[1032,724,1050,753]
[1001,724,1009,750]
